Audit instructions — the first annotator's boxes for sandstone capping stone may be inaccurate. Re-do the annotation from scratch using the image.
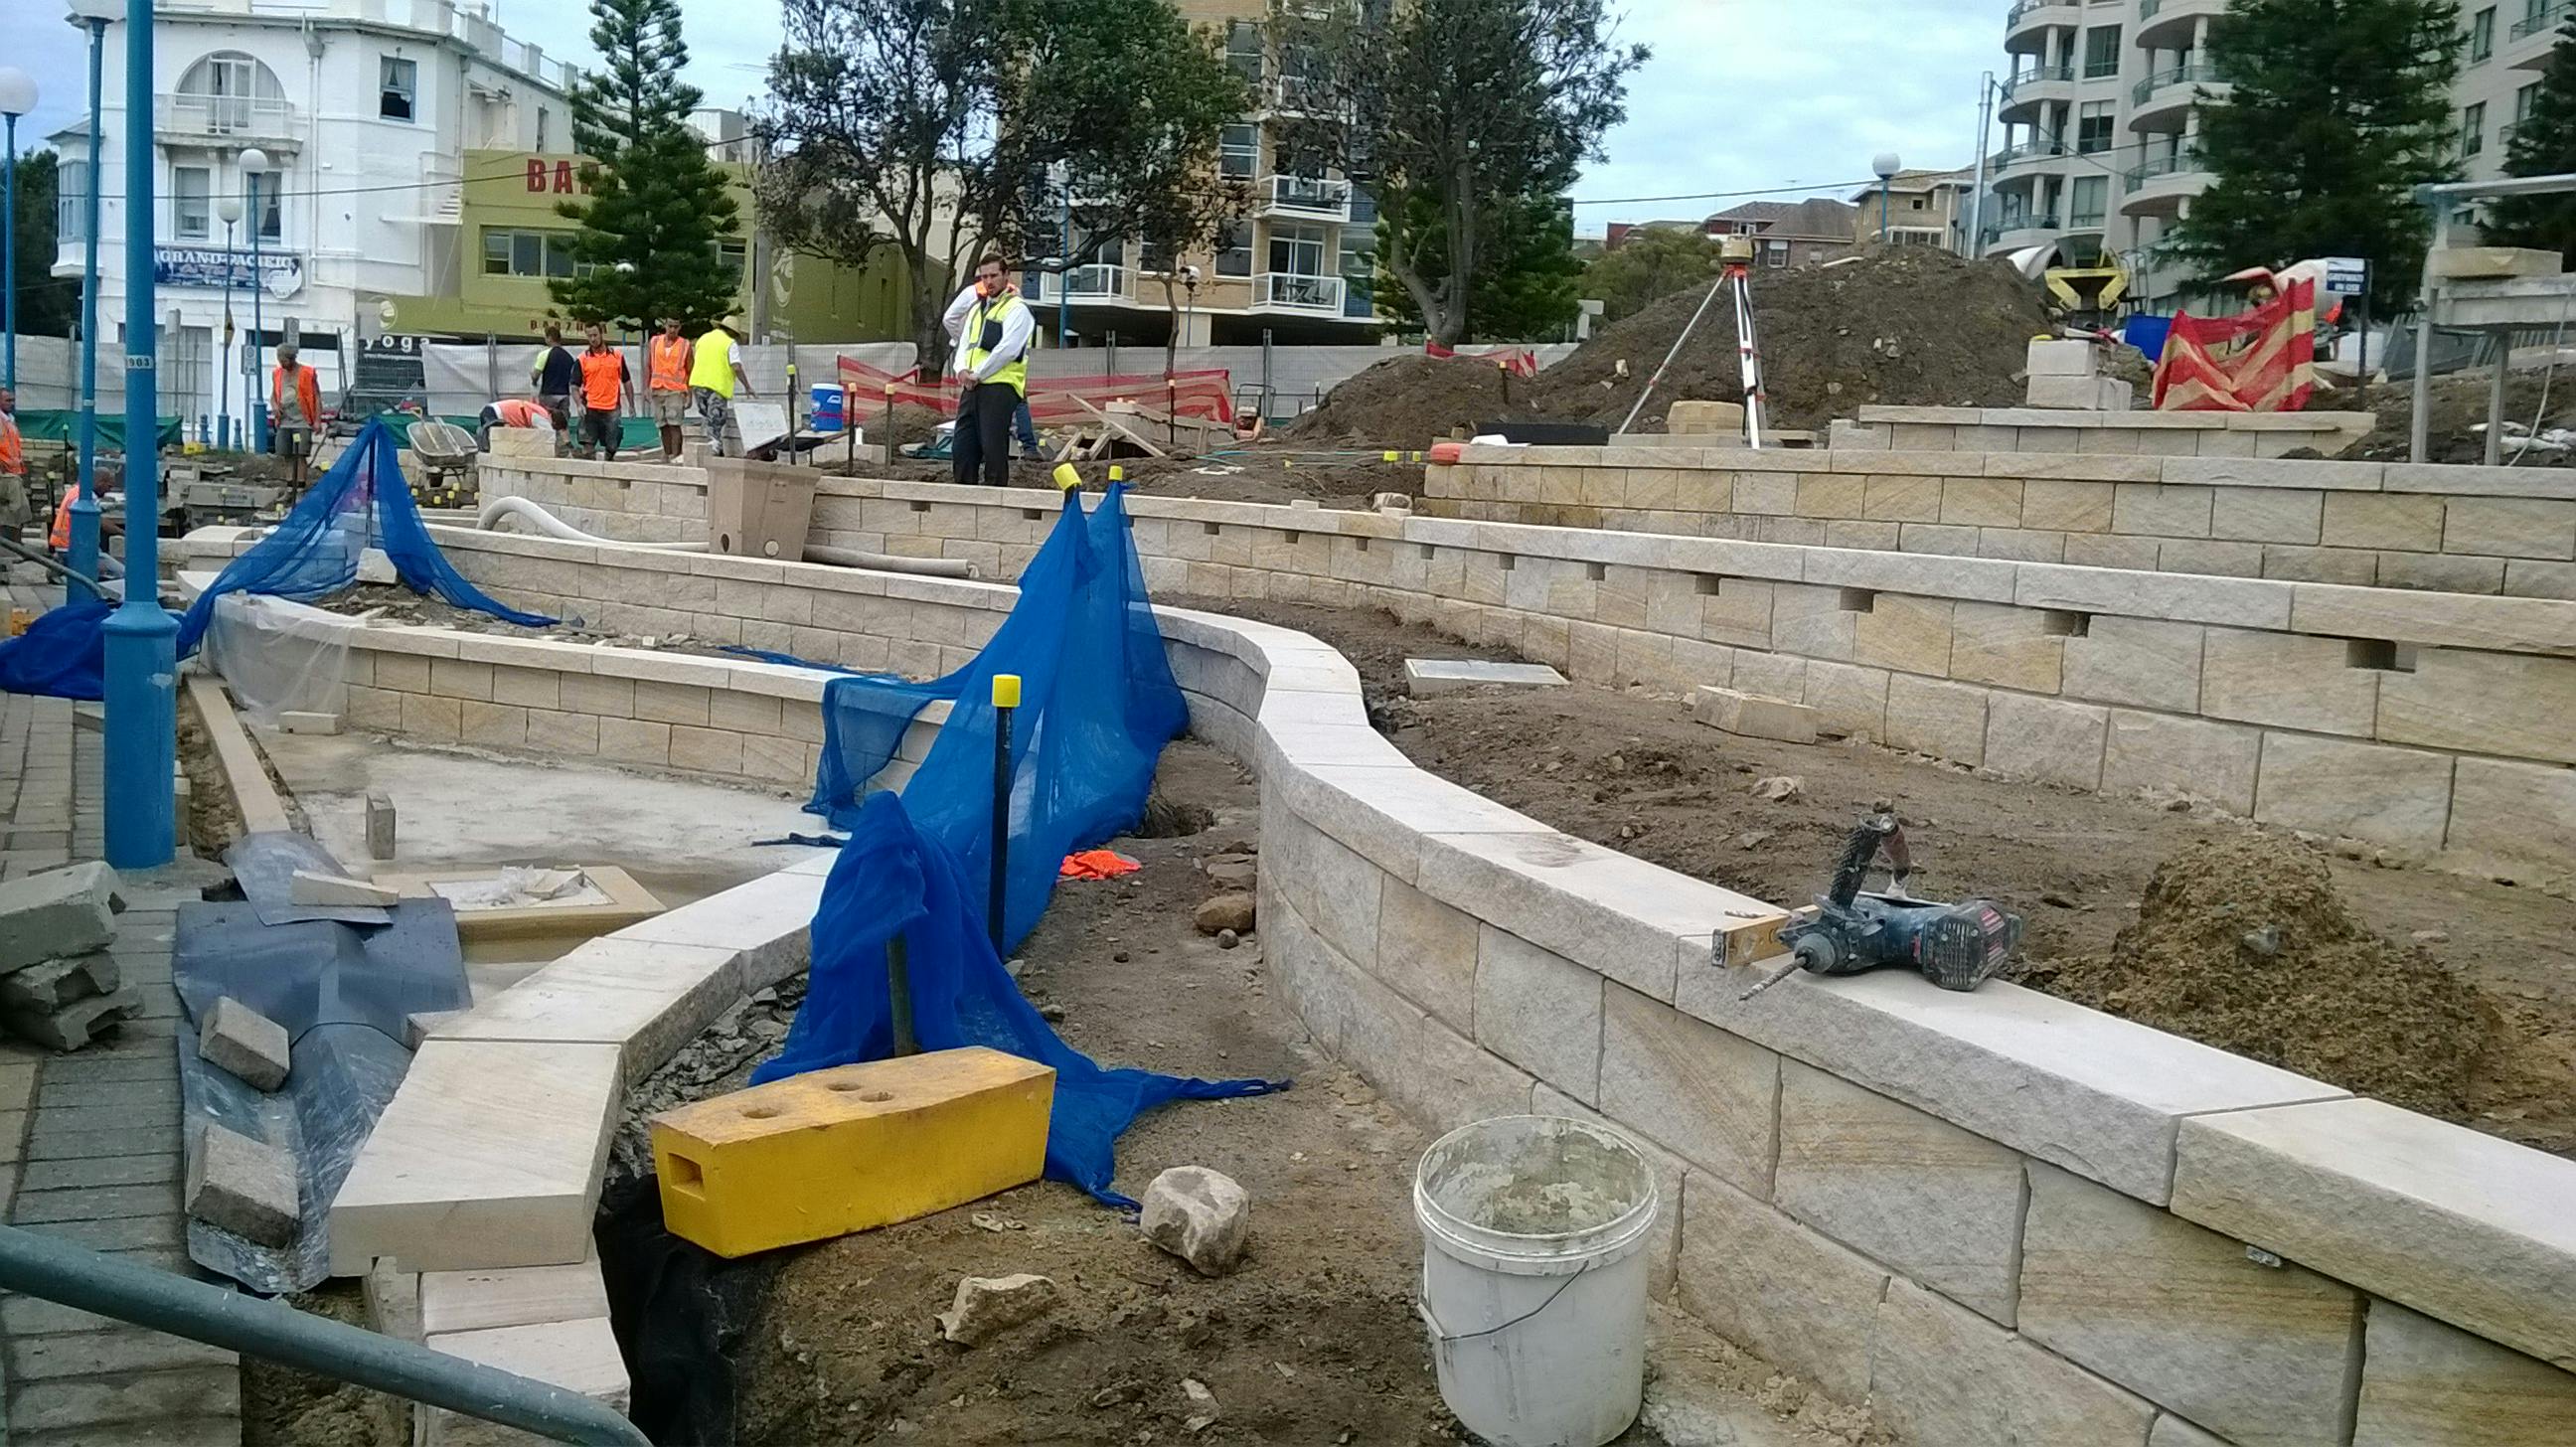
[2170,1097,2576,1372]
[2017,1163,2361,1447]
[1690,685,1818,743]
[200,996,292,1091]
[2352,1301,2576,1446]
[1773,1060,2025,1326]
[2014,563,2294,630]
[2287,581,2576,657]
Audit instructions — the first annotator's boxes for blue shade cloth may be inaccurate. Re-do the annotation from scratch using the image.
[0,600,113,700]
[769,482,1276,1207]
[1,419,554,701]
[751,791,1284,1208]
[175,418,555,654]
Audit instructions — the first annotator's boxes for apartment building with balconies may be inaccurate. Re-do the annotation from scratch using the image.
[46,0,576,415]
[1986,0,2567,311]
[1024,0,1383,347]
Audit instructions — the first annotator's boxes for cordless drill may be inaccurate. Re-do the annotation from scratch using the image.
[1739,802,2022,1001]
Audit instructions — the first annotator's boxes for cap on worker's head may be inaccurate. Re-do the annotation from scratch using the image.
[721,314,746,333]
[1051,462,1082,492]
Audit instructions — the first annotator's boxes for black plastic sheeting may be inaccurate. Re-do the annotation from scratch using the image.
[595,1175,780,1446]
[172,896,473,1294]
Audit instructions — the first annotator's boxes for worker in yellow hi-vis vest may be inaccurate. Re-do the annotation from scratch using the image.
[690,316,755,458]
[942,253,1035,487]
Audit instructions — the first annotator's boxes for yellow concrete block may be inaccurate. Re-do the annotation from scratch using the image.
[650,1045,1054,1257]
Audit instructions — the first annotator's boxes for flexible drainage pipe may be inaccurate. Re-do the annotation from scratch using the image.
[472,495,975,578]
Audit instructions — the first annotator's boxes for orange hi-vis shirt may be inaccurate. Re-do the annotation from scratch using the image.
[0,411,22,478]
[492,399,548,427]
[648,334,691,393]
[51,482,82,551]
[578,349,628,411]
[271,365,321,426]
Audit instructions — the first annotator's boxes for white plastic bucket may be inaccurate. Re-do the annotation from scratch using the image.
[1413,1114,1660,1447]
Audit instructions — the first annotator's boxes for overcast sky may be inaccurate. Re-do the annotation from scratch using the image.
[11,0,2001,232]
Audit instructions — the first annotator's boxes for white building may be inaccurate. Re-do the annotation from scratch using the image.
[1982,0,2566,311]
[49,0,572,431]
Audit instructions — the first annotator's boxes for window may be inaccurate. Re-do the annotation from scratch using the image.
[1218,123,1259,180]
[481,229,589,278]
[1910,196,1927,210]
[1762,240,1788,267]
[1213,219,1251,276]
[2464,100,2488,156]
[57,159,86,241]
[173,165,211,240]
[2069,175,2107,228]
[2076,100,2114,153]
[2518,81,2540,123]
[1138,239,1173,273]
[1225,21,1262,82]
[254,174,282,241]
[1269,221,1328,277]
[717,240,747,283]
[176,51,286,134]
[2473,7,2496,61]
[381,56,417,121]
[537,105,552,151]
[2082,25,2121,79]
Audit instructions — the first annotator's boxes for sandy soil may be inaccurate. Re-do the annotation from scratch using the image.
[1176,597,2576,1159]
[2337,368,2576,466]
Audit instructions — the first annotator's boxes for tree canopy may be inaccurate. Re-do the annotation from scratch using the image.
[1374,192,1583,340]
[1579,227,1723,325]
[9,149,78,339]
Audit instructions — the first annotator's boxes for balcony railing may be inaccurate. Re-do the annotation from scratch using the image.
[2002,63,2075,100]
[1062,264,1128,300]
[2511,3,2568,41]
[2139,0,2162,17]
[1253,271,1346,312]
[155,92,298,141]
[1261,174,1354,221]
[2065,211,2108,231]
[2133,62,2222,106]
[1992,135,2068,167]
[2126,151,2201,188]
[2006,0,2075,28]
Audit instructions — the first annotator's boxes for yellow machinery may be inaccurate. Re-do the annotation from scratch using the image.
[2043,261,2131,332]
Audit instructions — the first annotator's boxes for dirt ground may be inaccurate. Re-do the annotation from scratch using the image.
[242,1283,410,1447]
[2337,368,2576,465]
[1175,597,2576,1159]
[609,743,1893,1447]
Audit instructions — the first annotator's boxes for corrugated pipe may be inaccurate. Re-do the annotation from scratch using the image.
[473,496,974,578]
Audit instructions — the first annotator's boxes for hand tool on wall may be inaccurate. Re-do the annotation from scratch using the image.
[1738,800,2022,1001]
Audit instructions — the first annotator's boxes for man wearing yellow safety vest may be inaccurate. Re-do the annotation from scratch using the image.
[647,318,694,461]
[942,253,1036,487]
[690,316,756,458]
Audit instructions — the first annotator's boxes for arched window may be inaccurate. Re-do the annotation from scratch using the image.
[175,52,287,135]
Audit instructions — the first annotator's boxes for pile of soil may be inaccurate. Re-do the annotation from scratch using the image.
[2337,370,2576,466]
[2015,837,2500,1117]
[1528,246,2053,431]
[1286,354,1522,446]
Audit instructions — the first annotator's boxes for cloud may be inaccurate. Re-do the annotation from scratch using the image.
[504,1,783,115]
[12,17,96,145]
[1576,0,1998,227]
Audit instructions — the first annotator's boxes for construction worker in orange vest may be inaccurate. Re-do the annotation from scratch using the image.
[0,387,26,541]
[574,322,635,462]
[270,343,323,487]
[647,318,694,461]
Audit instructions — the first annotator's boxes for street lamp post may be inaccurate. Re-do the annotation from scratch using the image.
[1873,152,1902,243]
[0,66,39,395]
[67,1,117,594]
[241,147,269,455]
[102,0,173,870]
[215,196,240,449]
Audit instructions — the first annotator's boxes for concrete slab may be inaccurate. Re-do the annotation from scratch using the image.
[1401,658,1568,698]
[0,862,121,972]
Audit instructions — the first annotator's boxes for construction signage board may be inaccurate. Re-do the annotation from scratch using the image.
[2322,257,2368,296]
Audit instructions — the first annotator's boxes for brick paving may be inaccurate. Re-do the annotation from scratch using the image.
[1,564,242,1447]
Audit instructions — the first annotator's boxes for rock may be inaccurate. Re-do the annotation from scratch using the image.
[2040,891,2080,910]
[0,861,122,973]
[2240,924,2282,958]
[201,996,293,1091]
[1732,830,1773,851]
[186,1123,299,1247]
[1750,775,1807,802]
[936,1273,1059,1346]
[1139,1166,1252,1276]
[1040,1004,1065,1022]
[3,988,139,1050]
[0,953,118,1014]
[1194,892,1256,935]
[1182,1378,1220,1433]
[1204,859,1258,890]
[2411,929,2451,945]
[1216,929,1240,950]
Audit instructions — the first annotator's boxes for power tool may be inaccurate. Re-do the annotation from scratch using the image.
[1739,802,2023,1001]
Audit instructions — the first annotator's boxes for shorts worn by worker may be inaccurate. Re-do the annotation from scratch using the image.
[540,394,573,433]
[579,409,621,457]
[694,387,733,456]
[273,424,313,459]
[0,472,26,530]
[651,390,690,426]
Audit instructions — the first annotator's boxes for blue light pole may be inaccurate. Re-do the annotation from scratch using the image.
[242,148,269,456]
[68,3,114,595]
[102,0,173,870]
[0,67,36,395]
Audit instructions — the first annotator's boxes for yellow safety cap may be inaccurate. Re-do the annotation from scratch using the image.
[1051,462,1081,492]
[992,674,1023,709]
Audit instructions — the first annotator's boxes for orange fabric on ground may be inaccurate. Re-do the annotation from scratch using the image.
[1058,850,1142,881]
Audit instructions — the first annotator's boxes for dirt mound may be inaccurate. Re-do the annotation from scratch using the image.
[1529,245,2054,430]
[2017,836,2497,1116]
[1286,353,1520,446]
[2337,371,2576,466]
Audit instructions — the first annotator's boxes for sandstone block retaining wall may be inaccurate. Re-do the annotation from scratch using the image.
[1420,444,2576,600]
[1832,404,2377,459]
[178,524,2576,1446]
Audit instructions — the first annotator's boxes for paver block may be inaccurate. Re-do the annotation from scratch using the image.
[1775,1060,2025,1326]
[0,861,122,972]
[365,790,398,860]
[185,1122,299,1247]
[652,1045,1053,1258]
[2018,1163,2360,1446]
[2026,339,2100,378]
[276,710,341,735]
[2170,1096,2576,1372]
[1401,657,1568,698]
[1690,685,1818,743]
[419,1258,610,1337]
[199,996,291,1091]
[3,987,140,1051]
[286,870,400,908]
[0,952,119,1013]
[2353,1301,2576,1446]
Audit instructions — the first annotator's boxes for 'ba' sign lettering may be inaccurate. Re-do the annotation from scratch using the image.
[525,159,588,195]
